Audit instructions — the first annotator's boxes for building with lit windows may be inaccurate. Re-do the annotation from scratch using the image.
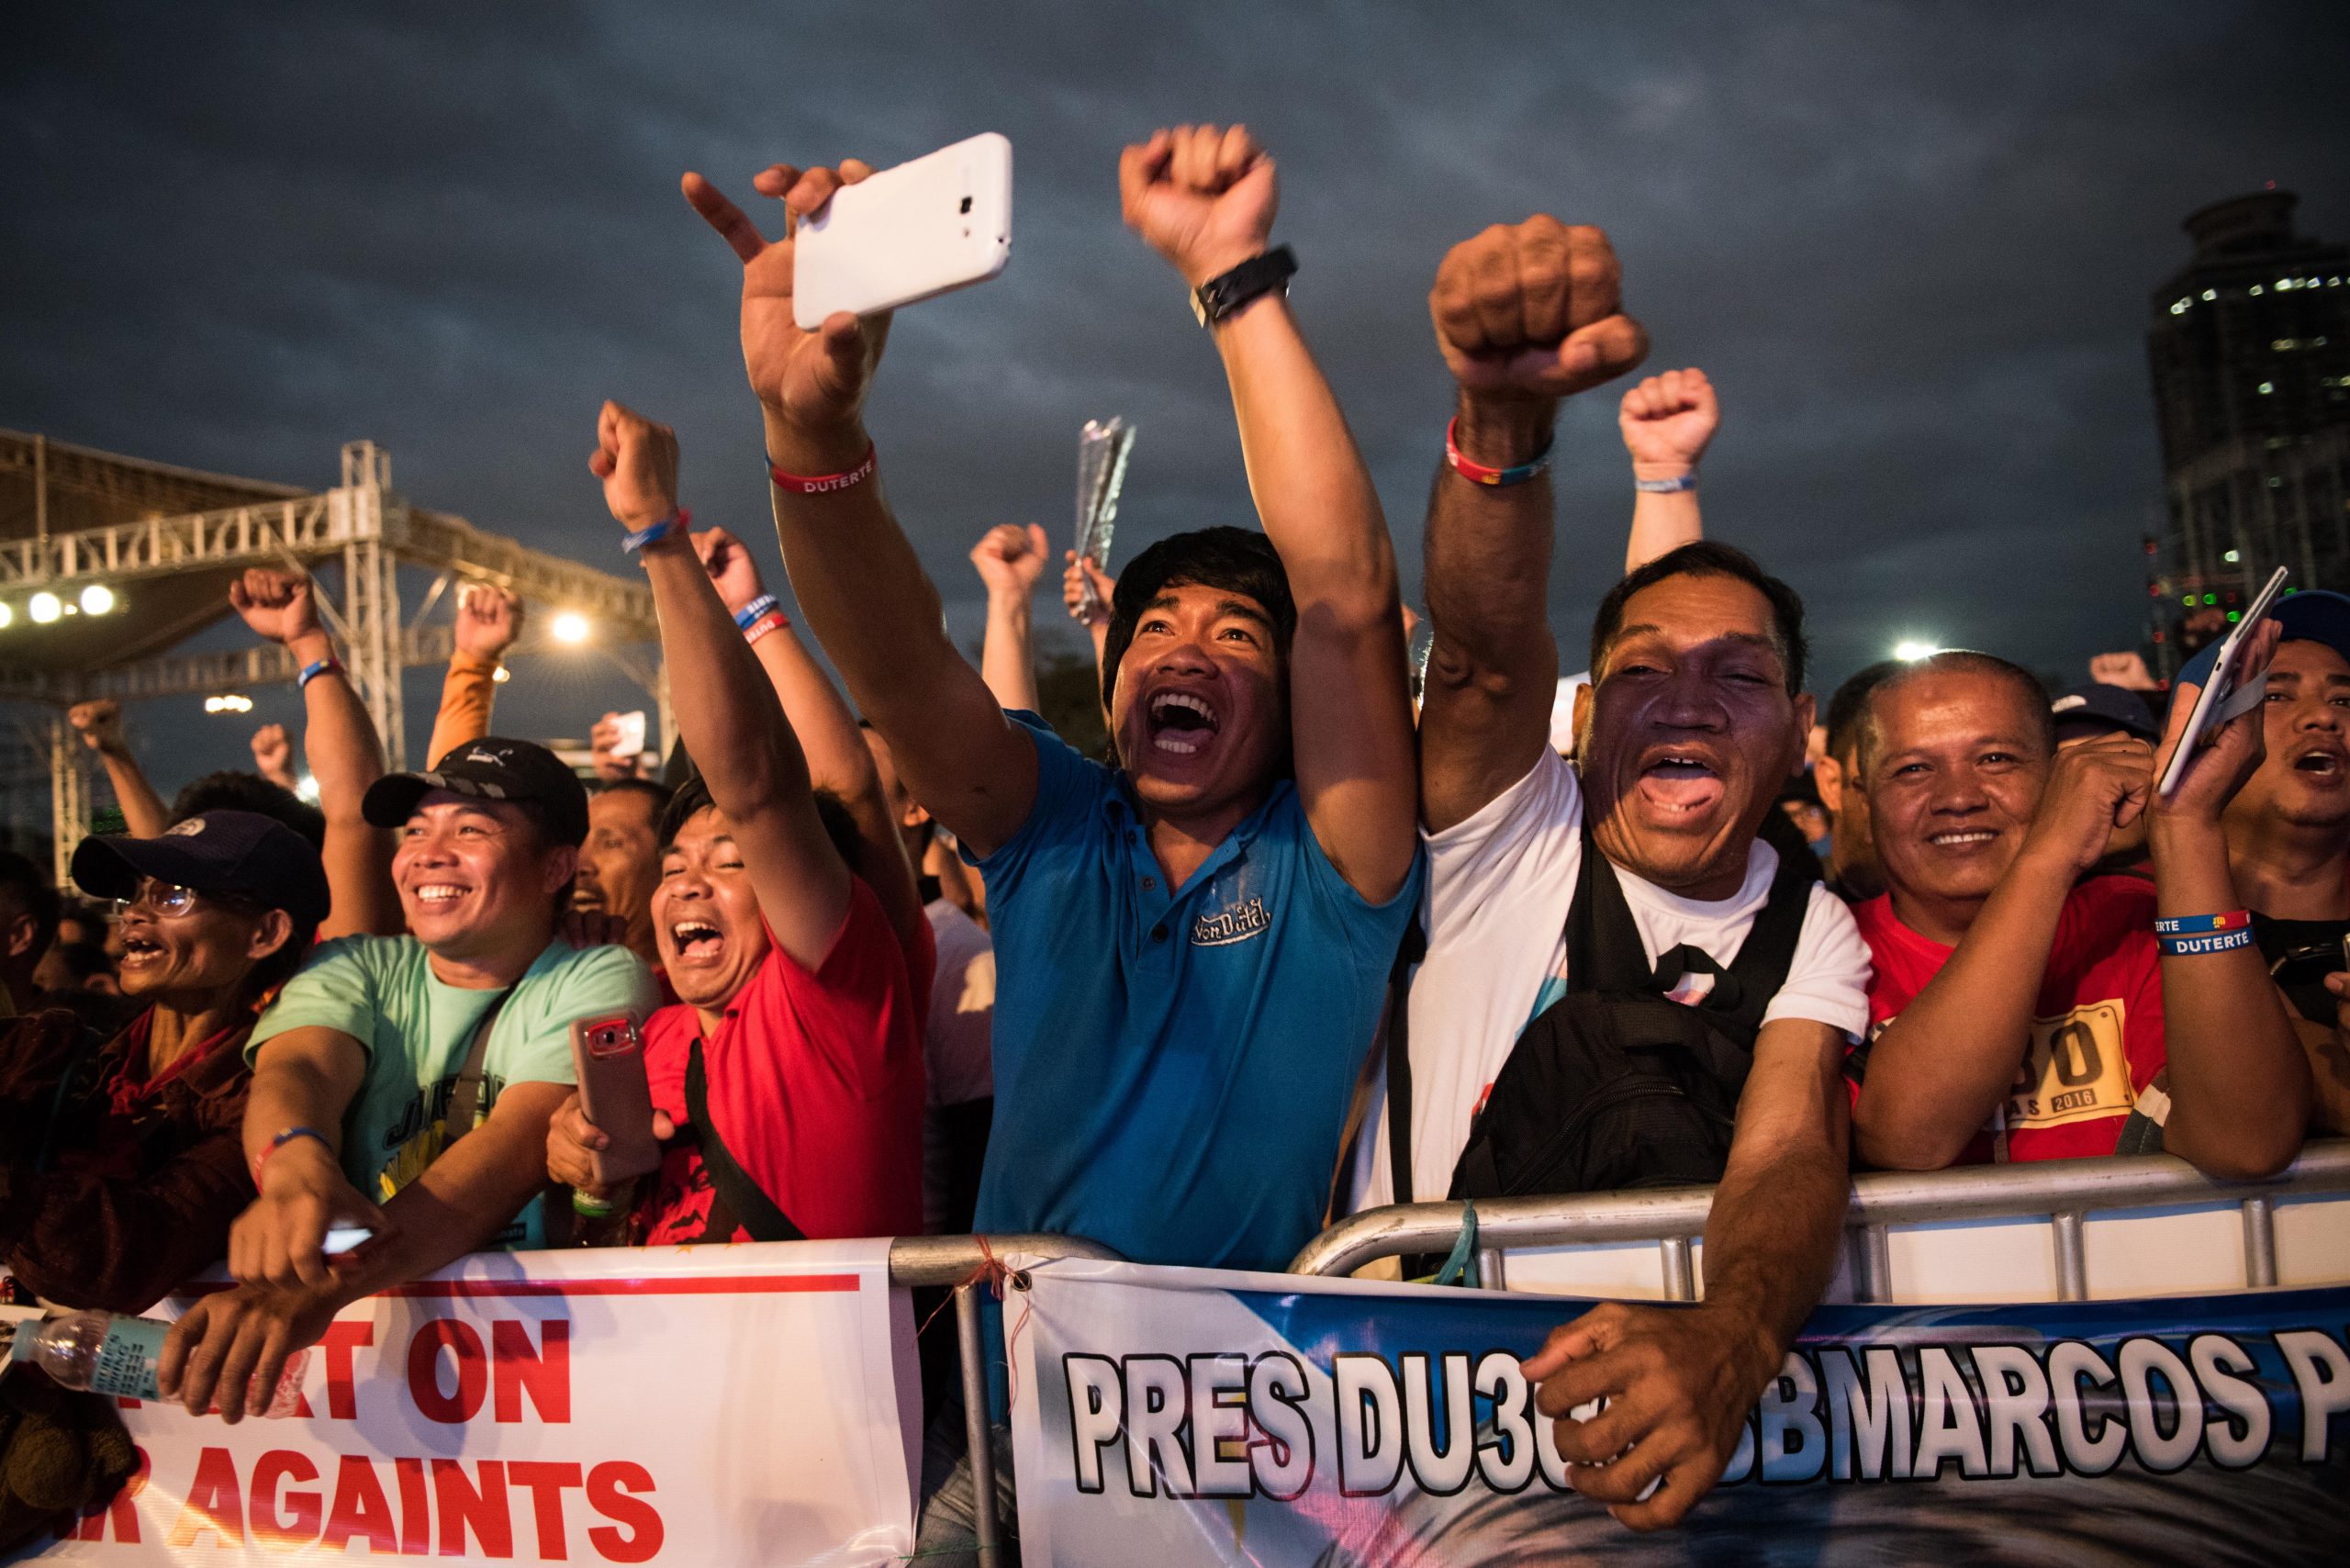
[2145,190,2350,674]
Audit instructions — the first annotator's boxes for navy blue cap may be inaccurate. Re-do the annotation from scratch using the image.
[2179,588,2350,689]
[362,734,590,846]
[71,809,330,928]
[2051,683,2161,743]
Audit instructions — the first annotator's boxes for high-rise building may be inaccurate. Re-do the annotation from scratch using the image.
[2145,191,2350,670]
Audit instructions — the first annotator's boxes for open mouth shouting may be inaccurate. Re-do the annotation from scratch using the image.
[1146,689,1222,758]
[668,916,727,965]
[118,931,167,973]
[1634,745,1726,821]
[2289,743,2348,784]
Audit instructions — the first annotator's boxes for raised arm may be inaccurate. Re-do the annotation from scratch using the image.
[689,521,925,961]
[1063,550,1116,676]
[969,523,1051,713]
[1118,124,1415,899]
[424,583,523,765]
[1618,367,1716,572]
[68,700,169,839]
[593,401,851,968]
[2147,624,2311,1177]
[1854,734,2154,1169]
[1417,219,1648,833]
[249,724,298,792]
[229,570,402,937]
[682,162,1037,858]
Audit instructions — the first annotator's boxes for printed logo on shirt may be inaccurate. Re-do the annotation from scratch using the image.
[2006,1002,2135,1130]
[1192,895,1271,947]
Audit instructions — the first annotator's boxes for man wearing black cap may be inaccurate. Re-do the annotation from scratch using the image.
[2,811,325,1312]
[158,736,656,1421]
[2199,590,2350,1135]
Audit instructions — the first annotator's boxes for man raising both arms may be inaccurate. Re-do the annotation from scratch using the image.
[1373,217,1872,1530]
[686,125,1421,1546]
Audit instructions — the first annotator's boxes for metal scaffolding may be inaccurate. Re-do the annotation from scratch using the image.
[0,429,666,876]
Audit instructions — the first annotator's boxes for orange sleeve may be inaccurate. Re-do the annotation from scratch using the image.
[424,650,500,767]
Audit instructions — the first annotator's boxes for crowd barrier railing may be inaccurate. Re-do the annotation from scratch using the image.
[890,1232,1121,1568]
[1286,1137,2350,1301]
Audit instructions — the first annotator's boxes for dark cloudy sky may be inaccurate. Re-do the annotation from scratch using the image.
[6,1,2347,781]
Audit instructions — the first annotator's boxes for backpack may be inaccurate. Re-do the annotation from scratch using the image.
[1392,826,1814,1206]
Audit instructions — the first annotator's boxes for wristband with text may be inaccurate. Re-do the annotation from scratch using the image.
[621,507,691,555]
[1634,472,1699,494]
[768,446,877,496]
[1445,416,1554,487]
[297,657,342,689]
[2158,926,2255,958]
[2154,910,2252,936]
[253,1125,333,1184]
[744,611,790,646]
[732,592,780,631]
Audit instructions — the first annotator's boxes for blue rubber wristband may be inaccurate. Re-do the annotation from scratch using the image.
[621,507,691,555]
[1634,473,1699,494]
[733,593,780,631]
[297,657,340,689]
[2157,926,2255,958]
[2153,911,2252,936]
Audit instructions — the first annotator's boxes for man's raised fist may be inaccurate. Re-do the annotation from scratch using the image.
[682,159,886,435]
[691,526,767,616]
[589,400,679,532]
[66,699,125,756]
[1429,217,1647,406]
[1119,124,1278,290]
[1618,367,1719,476]
[970,523,1052,599]
[229,569,320,647]
[454,583,523,663]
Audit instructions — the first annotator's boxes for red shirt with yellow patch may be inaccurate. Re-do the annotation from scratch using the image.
[1850,875,2166,1162]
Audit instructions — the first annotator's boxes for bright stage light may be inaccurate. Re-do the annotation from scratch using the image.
[0,603,12,629]
[80,584,116,615]
[552,611,590,645]
[28,592,62,624]
[204,693,254,715]
[1893,639,1940,662]
[296,774,321,803]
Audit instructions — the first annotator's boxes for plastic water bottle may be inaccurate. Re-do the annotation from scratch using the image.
[4,1310,308,1417]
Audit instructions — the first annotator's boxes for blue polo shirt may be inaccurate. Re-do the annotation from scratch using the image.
[969,712,1422,1273]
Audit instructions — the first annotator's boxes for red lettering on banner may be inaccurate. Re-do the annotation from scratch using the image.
[586,1462,662,1563]
[493,1318,572,1424]
[320,1319,377,1419]
[62,1444,147,1542]
[507,1461,584,1559]
[164,1445,245,1547]
[434,1459,514,1559]
[395,1455,431,1555]
[321,1454,401,1554]
[250,1449,322,1550]
[408,1317,488,1423]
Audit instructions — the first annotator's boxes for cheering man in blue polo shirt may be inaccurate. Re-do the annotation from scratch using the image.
[686,124,1421,1283]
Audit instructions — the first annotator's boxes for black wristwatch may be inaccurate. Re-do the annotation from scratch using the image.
[1192,245,1298,327]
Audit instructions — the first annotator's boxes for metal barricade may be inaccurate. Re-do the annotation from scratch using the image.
[889,1233,1120,1568]
[1287,1138,2350,1301]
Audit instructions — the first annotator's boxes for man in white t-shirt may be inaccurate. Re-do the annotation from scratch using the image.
[1370,216,1869,1531]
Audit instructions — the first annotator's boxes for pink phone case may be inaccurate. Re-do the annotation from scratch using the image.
[570,1014,663,1187]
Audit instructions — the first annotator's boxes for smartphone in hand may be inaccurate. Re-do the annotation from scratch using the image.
[569,1014,663,1187]
[793,132,1013,328]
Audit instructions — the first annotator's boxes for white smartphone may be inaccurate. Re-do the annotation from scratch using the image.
[793,132,1013,329]
[2157,564,2289,798]
[606,710,647,765]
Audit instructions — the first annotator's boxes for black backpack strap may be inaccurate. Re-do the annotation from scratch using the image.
[684,1036,806,1243]
[1381,917,1428,1205]
[442,989,512,1139]
[1567,823,1659,996]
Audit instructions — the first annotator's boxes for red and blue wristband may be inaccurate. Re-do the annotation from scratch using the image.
[1444,416,1552,487]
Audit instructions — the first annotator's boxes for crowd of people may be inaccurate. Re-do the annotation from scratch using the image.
[3,124,2344,1552]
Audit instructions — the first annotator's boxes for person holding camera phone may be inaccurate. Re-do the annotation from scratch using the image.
[543,401,926,1249]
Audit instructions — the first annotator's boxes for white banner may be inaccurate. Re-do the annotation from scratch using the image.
[15,1240,917,1567]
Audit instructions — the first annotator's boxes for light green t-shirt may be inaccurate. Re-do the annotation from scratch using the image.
[250,935,659,1249]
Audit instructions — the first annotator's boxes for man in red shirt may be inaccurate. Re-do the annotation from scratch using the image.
[546,402,925,1243]
[1847,647,2308,1175]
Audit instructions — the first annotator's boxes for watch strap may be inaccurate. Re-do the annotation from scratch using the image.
[1192,245,1298,327]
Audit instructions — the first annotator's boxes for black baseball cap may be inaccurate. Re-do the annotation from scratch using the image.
[2050,683,2161,744]
[362,735,590,846]
[72,809,331,928]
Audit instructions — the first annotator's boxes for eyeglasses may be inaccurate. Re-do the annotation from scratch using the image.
[111,881,258,920]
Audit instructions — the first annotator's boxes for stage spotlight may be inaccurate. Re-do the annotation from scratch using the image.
[552,611,590,644]
[0,603,12,629]
[1893,639,1940,662]
[81,584,116,615]
[28,592,62,624]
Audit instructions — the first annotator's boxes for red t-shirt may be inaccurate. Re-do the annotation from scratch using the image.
[635,878,929,1243]
[1851,875,2166,1162]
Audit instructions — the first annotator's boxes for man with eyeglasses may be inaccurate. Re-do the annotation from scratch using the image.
[2,812,326,1313]
[158,738,658,1421]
